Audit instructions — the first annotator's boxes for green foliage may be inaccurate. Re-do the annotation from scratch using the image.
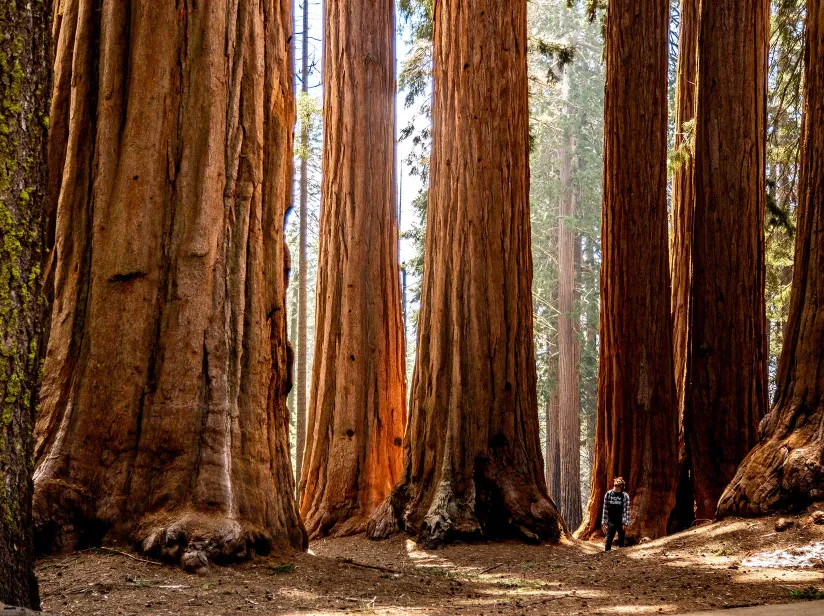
[267,563,296,575]
[788,586,824,601]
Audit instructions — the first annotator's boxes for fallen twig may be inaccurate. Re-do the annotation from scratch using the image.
[80,547,165,566]
[336,557,401,575]
[478,562,505,575]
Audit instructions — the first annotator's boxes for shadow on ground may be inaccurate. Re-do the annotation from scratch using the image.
[36,508,824,615]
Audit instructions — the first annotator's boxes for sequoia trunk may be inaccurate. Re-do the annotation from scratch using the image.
[295,0,310,498]
[367,0,564,547]
[33,0,307,567]
[546,342,561,504]
[578,0,678,541]
[718,0,824,517]
[686,0,769,520]
[299,0,407,539]
[0,0,50,608]
[558,119,582,529]
[671,0,697,415]
[669,0,699,533]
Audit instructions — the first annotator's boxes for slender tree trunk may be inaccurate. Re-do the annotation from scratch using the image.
[300,0,407,539]
[718,0,824,517]
[578,0,677,541]
[558,108,582,529]
[0,0,50,608]
[367,0,564,547]
[686,0,769,520]
[671,0,697,423]
[295,0,310,501]
[668,0,699,533]
[33,0,307,569]
[546,341,561,504]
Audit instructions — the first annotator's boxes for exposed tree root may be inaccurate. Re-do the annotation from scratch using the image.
[368,459,564,549]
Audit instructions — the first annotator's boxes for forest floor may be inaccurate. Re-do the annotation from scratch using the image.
[36,505,824,616]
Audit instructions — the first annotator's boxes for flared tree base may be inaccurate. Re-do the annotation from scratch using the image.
[368,462,565,548]
[33,479,307,571]
[718,410,824,517]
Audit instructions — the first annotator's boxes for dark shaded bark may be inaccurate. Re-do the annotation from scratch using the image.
[33,0,307,568]
[300,0,406,539]
[577,0,678,541]
[367,0,564,547]
[686,0,769,520]
[718,0,824,517]
[0,0,50,608]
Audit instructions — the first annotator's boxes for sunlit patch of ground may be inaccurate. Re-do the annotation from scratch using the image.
[35,505,824,615]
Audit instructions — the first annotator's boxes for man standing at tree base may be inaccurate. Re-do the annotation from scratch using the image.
[602,477,630,551]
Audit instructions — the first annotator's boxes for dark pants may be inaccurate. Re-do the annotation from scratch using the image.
[605,521,625,551]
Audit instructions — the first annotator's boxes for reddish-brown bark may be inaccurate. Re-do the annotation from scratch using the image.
[668,0,699,533]
[558,120,582,530]
[299,0,407,539]
[718,0,824,517]
[0,0,50,608]
[546,342,561,504]
[33,0,307,568]
[367,0,564,547]
[578,0,678,541]
[686,0,769,520]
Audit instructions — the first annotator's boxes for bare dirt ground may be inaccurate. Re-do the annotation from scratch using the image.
[36,506,824,615]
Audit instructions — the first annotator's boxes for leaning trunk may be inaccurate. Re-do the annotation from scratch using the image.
[718,0,824,517]
[0,0,50,608]
[668,0,699,533]
[300,0,407,539]
[578,0,678,541]
[33,0,307,567]
[367,0,564,547]
[686,0,769,520]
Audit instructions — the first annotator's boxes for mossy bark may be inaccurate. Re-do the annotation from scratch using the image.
[33,0,307,568]
[0,0,50,608]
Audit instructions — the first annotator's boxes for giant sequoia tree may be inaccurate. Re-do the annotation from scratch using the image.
[578,0,678,541]
[32,0,307,568]
[0,0,49,608]
[367,0,564,547]
[299,0,407,539]
[685,0,769,520]
[718,0,824,517]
